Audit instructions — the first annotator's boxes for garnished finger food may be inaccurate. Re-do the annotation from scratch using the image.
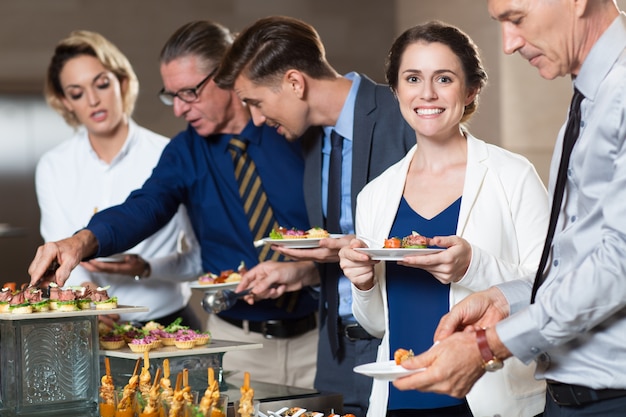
[394,348,415,365]
[93,285,118,309]
[99,358,115,417]
[384,231,430,249]
[198,262,247,285]
[198,367,220,414]
[116,358,140,417]
[269,226,330,239]
[139,367,161,417]
[237,371,255,417]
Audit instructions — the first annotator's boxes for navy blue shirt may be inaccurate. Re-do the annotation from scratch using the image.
[87,121,316,320]
[387,196,462,410]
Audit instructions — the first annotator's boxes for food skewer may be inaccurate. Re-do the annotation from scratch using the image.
[198,367,220,414]
[237,371,255,417]
[99,357,115,417]
[117,358,141,412]
[140,367,162,416]
[160,359,174,404]
[139,350,152,398]
[167,372,188,417]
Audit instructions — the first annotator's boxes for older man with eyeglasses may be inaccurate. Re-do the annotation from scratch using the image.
[28,20,319,389]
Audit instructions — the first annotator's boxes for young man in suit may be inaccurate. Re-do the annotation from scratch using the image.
[214,16,415,416]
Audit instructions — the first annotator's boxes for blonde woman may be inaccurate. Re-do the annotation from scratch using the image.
[37,31,201,326]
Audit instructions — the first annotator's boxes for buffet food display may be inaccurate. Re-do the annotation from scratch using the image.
[1,282,346,416]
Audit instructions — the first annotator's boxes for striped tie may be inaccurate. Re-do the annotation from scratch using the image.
[228,137,283,262]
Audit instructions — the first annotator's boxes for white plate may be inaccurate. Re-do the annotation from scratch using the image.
[189,281,240,290]
[354,247,443,261]
[353,360,426,380]
[93,254,127,263]
[261,234,345,249]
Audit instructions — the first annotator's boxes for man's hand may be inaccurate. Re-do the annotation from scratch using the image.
[272,234,354,263]
[398,235,471,285]
[82,254,149,277]
[338,237,379,291]
[434,286,510,342]
[28,230,98,287]
[392,330,486,398]
[235,260,319,302]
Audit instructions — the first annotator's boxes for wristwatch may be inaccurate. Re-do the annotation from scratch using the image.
[476,328,503,372]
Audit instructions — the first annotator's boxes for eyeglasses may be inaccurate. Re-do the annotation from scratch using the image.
[158,67,218,106]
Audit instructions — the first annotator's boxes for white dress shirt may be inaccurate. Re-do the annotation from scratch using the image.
[35,119,201,321]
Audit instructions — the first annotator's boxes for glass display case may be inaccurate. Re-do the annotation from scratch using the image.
[0,306,146,417]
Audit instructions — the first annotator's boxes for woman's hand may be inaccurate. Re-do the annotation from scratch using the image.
[82,254,149,278]
[398,235,471,284]
[338,238,379,291]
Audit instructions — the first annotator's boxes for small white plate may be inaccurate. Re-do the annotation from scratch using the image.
[93,254,128,263]
[262,234,345,249]
[354,247,443,261]
[353,360,426,380]
[189,281,240,290]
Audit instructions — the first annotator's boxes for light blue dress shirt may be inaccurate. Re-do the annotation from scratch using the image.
[496,12,626,389]
[322,72,361,320]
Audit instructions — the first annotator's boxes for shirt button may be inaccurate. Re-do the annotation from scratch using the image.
[531,347,539,354]
[571,215,576,222]
[568,168,573,176]
[553,259,559,267]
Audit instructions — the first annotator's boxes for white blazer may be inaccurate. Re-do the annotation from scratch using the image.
[353,134,548,417]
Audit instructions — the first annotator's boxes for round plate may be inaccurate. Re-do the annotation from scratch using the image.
[189,281,240,290]
[93,254,128,263]
[353,360,426,380]
[354,247,443,261]
[261,234,345,249]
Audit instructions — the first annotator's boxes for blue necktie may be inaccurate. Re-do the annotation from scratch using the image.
[324,130,343,355]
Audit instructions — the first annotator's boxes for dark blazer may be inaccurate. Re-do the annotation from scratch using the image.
[302,74,415,228]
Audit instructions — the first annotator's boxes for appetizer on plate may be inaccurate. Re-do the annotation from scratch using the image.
[269,226,330,239]
[384,231,430,249]
[198,261,247,285]
[394,348,415,365]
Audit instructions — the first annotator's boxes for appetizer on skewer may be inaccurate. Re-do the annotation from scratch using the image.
[237,372,255,417]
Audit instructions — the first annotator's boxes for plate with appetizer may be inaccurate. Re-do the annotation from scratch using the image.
[190,262,246,290]
[262,226,344,248]
[354,348,425,380]
[354,247,443,261]
[353,360,426,380]
[355,231,443,260]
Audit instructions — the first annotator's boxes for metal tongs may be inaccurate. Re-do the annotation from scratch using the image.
[201,288,253,314]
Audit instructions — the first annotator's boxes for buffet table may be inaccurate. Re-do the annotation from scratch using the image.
[1,305,344,416]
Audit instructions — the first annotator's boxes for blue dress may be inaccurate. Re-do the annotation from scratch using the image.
[387,196,462,410]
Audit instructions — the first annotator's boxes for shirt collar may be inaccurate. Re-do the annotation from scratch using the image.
[323,72,361,141]
[575,12,626,101]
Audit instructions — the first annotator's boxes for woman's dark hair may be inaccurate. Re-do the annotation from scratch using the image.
[214,15,336,89]
[386,21,488,122]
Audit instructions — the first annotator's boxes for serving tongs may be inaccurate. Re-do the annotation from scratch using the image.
[201,288,253,314]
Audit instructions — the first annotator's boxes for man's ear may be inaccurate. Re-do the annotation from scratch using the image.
[284,69,306,99]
